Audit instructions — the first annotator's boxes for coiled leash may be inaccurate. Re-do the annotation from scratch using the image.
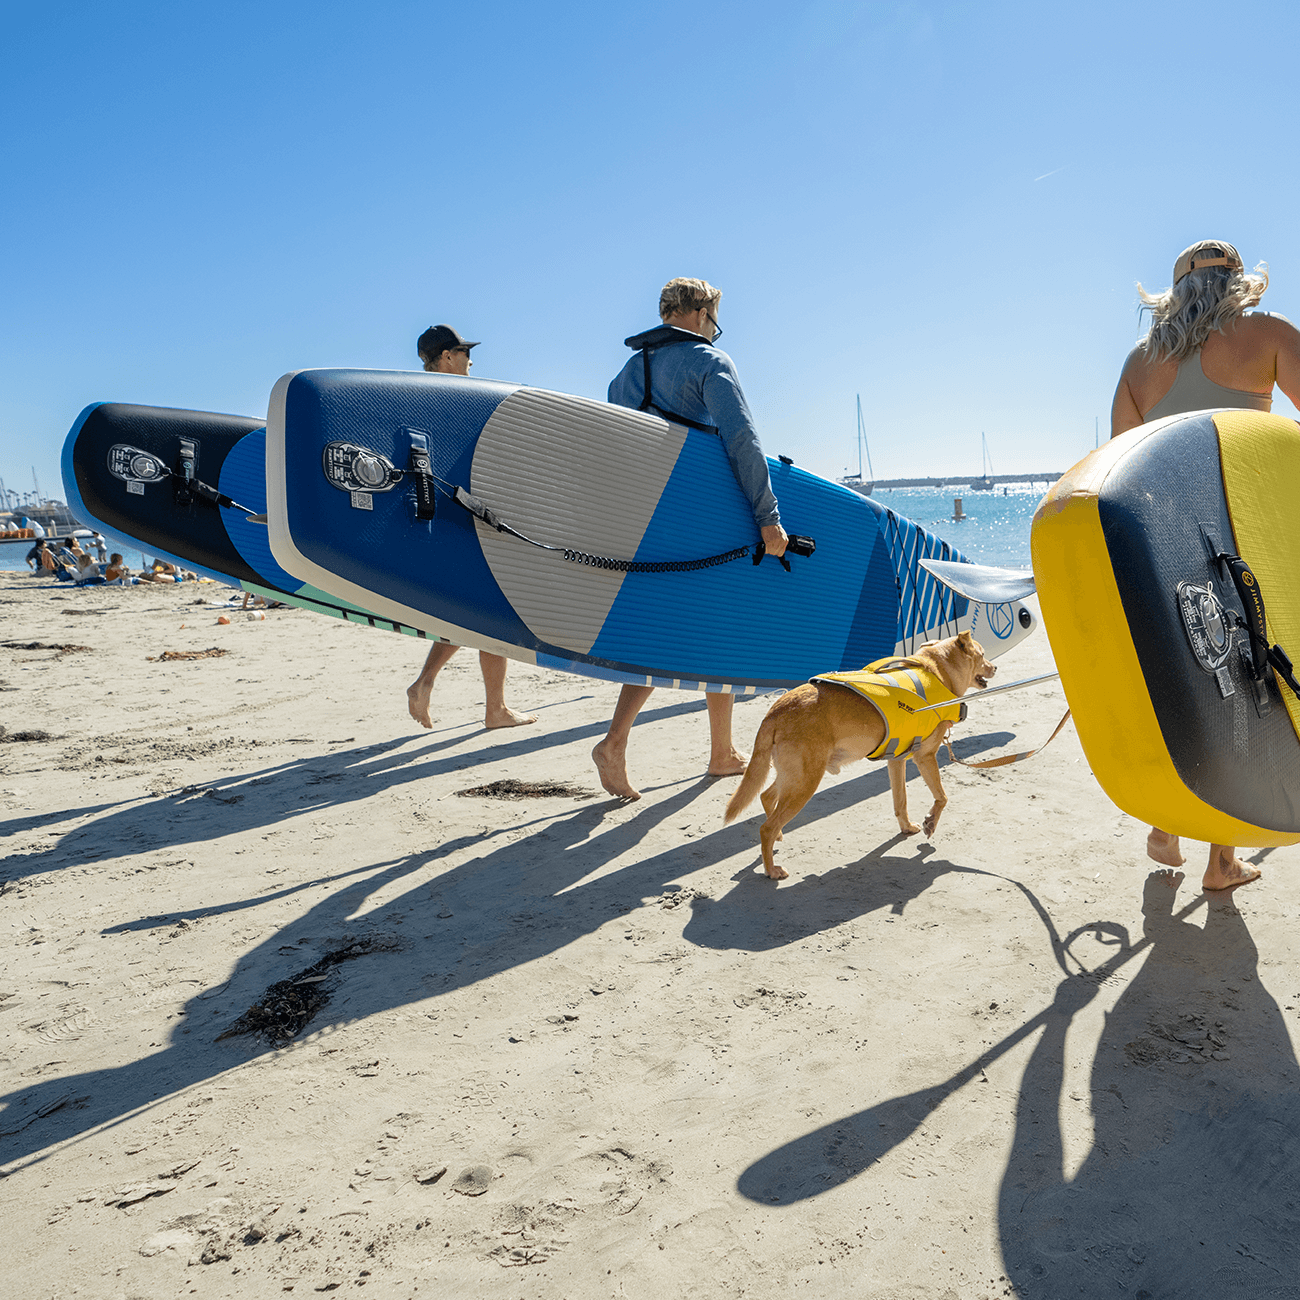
[320,429,817,575]
[453,486,813,574]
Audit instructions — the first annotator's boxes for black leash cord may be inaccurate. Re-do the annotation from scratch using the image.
[451,484,760,574]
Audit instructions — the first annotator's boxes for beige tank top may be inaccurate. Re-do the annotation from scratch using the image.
[1143,350,1272,423]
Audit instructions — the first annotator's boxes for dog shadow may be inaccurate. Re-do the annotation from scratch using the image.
[684,841,974,952]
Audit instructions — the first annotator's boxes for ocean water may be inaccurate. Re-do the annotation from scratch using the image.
[863,483,1043,568]
[4,487,1043,576]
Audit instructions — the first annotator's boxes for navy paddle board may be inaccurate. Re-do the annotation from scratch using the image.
[61,402,456,641]
[266,370,1036,691]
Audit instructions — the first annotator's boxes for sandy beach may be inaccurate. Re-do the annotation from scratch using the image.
[3,569,1300,1300]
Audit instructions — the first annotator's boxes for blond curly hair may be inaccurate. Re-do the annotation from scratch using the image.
[1138,247,1269,365]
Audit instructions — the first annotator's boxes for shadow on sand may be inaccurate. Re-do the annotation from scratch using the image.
[1,723,1017,1167]
[735,873,1300,1296]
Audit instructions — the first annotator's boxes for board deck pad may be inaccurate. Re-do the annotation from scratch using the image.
[1032,408,1300,845]
[61,403,456,641]
[268,369,1036,690]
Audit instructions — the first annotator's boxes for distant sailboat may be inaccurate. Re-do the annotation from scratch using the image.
[838,394,875,497]
[969,432,995,491]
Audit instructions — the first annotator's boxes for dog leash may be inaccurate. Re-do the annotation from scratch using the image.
[943,709,1073,769]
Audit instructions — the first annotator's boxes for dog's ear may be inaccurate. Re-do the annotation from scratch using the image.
[957,630,973,648]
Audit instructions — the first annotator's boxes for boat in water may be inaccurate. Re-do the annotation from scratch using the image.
[837,394,875,497]
[968,432,996,491]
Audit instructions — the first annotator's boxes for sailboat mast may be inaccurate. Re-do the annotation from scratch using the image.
[855,394,875,482]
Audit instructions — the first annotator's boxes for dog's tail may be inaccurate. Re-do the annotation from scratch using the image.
[725,716,775,823]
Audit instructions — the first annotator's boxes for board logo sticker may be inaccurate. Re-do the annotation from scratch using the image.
[1176,579,1235,697]
[107,443,166,488]
[322,442,403,495]
[985,603,1014,640]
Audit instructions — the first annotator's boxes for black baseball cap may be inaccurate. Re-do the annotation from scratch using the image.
[417,324,480,357]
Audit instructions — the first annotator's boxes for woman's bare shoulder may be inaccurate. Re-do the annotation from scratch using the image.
[1243,310,1298,335]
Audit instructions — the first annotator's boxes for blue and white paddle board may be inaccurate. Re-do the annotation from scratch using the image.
[61,402,456,642]
[267,370,1036,691]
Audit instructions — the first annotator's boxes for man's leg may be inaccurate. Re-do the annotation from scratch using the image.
[478,651,538,729]
[705,692,747,777]
[407,642,460,728]
[592,684,654,800]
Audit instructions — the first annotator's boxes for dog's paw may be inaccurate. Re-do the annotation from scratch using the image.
[921,814,940,837]
[764,864,789,880]
[898,821,922,835]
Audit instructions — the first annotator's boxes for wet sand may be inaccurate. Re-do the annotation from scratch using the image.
[3,571,1300,1298]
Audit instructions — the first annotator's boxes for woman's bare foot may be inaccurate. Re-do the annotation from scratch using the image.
[592,740,639,800]
[1146,827,1186,868]
[485,705,538,729]
[707,747,748,778]
[407,679,435,729]
[1203,844,1262,892]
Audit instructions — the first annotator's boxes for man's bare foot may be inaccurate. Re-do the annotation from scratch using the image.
[592,741,640,800]
[407,679,434,729]
[1203,845,1262,892]
[485,706,538,729]
[708,747,748,778]
[1146,827,1186,868]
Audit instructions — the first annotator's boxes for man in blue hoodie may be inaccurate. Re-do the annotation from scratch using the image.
[593,277,788,800]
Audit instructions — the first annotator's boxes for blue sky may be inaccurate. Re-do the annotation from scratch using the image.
[4,0,1300,505]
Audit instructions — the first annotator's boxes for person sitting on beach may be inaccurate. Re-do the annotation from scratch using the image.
[589,277,790,800]
[406,324,537,731]
[1111,239,1300,892]
[104,553,131,582]
[26,538,49,571]
[74,551,105,585]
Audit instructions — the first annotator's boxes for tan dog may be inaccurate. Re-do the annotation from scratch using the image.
[725,631,996,879]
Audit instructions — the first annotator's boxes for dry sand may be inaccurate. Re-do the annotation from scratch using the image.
[3,570,1300,1300]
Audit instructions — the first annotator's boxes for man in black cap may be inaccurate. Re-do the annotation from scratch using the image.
[418,324,479,376]
[406,324,537,731]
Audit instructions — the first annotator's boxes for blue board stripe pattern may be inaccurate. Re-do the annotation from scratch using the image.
[881,507,971,654]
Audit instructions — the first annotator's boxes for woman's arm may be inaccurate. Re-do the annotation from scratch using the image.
[1110,349,1145,437]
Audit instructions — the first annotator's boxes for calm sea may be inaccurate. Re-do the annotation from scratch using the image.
[4,485,1043,575]
[862,482,1043,568]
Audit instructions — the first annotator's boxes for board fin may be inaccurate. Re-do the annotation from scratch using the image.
[919,558,1036,603]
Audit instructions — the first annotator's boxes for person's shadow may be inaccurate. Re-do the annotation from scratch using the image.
[998,876,1300,1298]
[735,874,1300,1300]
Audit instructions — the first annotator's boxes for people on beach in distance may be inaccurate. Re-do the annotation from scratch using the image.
[592,277,790,800]
[406,325,538,731]
[1110,239,1300,892]
[26,538,50,571]
[90,532,107,562]
[75,551,104,585]
[104,553,131,582]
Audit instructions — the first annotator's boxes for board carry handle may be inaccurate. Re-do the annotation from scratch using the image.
[1202,527,1300,701]
[752,534,816,572]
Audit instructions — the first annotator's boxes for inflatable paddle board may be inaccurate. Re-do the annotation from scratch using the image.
[61,403,454,641]
[266,370,1036,691]
[1032,408,1300,846]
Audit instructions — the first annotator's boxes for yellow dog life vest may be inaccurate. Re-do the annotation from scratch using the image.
[811,658,965,760]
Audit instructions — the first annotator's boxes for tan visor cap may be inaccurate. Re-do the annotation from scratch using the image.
[1174,241,1244,283]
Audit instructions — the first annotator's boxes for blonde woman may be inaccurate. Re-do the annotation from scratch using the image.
[1110,240,1300,890]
